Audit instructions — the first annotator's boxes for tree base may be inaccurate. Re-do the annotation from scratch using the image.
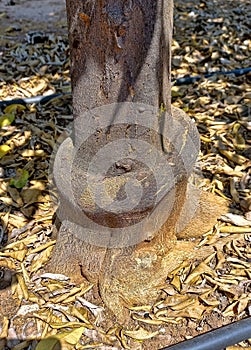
[47,105,228,322]
[47,185,227,322]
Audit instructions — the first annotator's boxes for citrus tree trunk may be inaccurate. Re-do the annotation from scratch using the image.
[48,0,227,322]
[67,0,172,115]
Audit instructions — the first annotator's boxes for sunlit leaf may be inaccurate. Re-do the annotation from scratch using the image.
[0,249,27,262]
[0,144,11,158]
[0,317,9,338]
[36,326,85,350]
[124,327,159,340]
[28,245,55,273]
[56,326,85,344]
[185,262,217,284]
[21,149,46,157]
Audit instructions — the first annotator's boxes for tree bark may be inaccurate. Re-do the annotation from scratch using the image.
[66,0,172,115]
[47,0,228,322]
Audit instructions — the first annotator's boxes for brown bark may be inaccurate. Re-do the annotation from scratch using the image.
[66,0,172,115]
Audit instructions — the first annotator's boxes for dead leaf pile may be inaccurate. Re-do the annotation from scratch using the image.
[0,33,71,100]
[131,233,250,322]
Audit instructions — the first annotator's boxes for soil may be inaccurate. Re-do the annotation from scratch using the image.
[0,0,67,35]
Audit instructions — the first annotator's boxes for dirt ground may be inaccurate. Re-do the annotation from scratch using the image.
[0,0,67,34]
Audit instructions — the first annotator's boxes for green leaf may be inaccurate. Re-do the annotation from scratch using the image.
[4,104,26,114]
[10,169,29,189]
[35,337,59,350]
[0,114,15,127]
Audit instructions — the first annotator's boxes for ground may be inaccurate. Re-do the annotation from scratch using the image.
[0,0,250,349]
[0,0,66,33]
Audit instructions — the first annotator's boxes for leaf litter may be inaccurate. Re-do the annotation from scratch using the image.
[0,0,250,349]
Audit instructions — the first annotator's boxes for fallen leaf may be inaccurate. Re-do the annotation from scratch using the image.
[10,169,29,189]
[124,327,159,340]
[221,213,251,227]
[0,114,15,127]
[4,104,26,114]
[35,336,59,350]
[0,144,11,158]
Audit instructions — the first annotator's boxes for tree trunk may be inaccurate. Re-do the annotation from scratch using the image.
[48,0,228,322]
[67,0,172,115]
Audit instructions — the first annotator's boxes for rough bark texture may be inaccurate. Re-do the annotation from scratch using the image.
[66,0,172,115]
[47,0,228,322]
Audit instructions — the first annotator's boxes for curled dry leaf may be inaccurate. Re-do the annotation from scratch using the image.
[123,327,159,340]
[221,213,251,227]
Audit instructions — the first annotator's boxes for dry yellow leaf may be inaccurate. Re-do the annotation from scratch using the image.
[28,292,46,305]
[60,283,93,304]
[132,315,163,325]
[0,249,27,262]
[28,240,56,255]
[29,245,54,273]
[155,308,168,318]
[227,257,250,269]
[70,306,92,325]
[185,262,216,284]
[215,250,226,269]
[220,226,251,233]
[155,316,183,324]
[166,300,206,319]
[7,213,27,228]
[237,295,250,314]
[16,273,29,300]
[0,196,13,206]
[20,262,30,284]
[124,327,159,340]
[226,347,251,350]
[199,293,219,307]
[205,275,240,295]
[5,234,38,250]
[170,297,196,311]
[50,322,86,330]
[163,294,189,307]
[128,304,152,311]
[29,80,47,95]
[0,258,16,270]
[115,327,130,349]
[222,301,239,317]
[0,317,9,338]
[29,180,46,190]
[171,274,181,291]
[21,149,45,157]
[77,344,105,349]
[219,149,249,166]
